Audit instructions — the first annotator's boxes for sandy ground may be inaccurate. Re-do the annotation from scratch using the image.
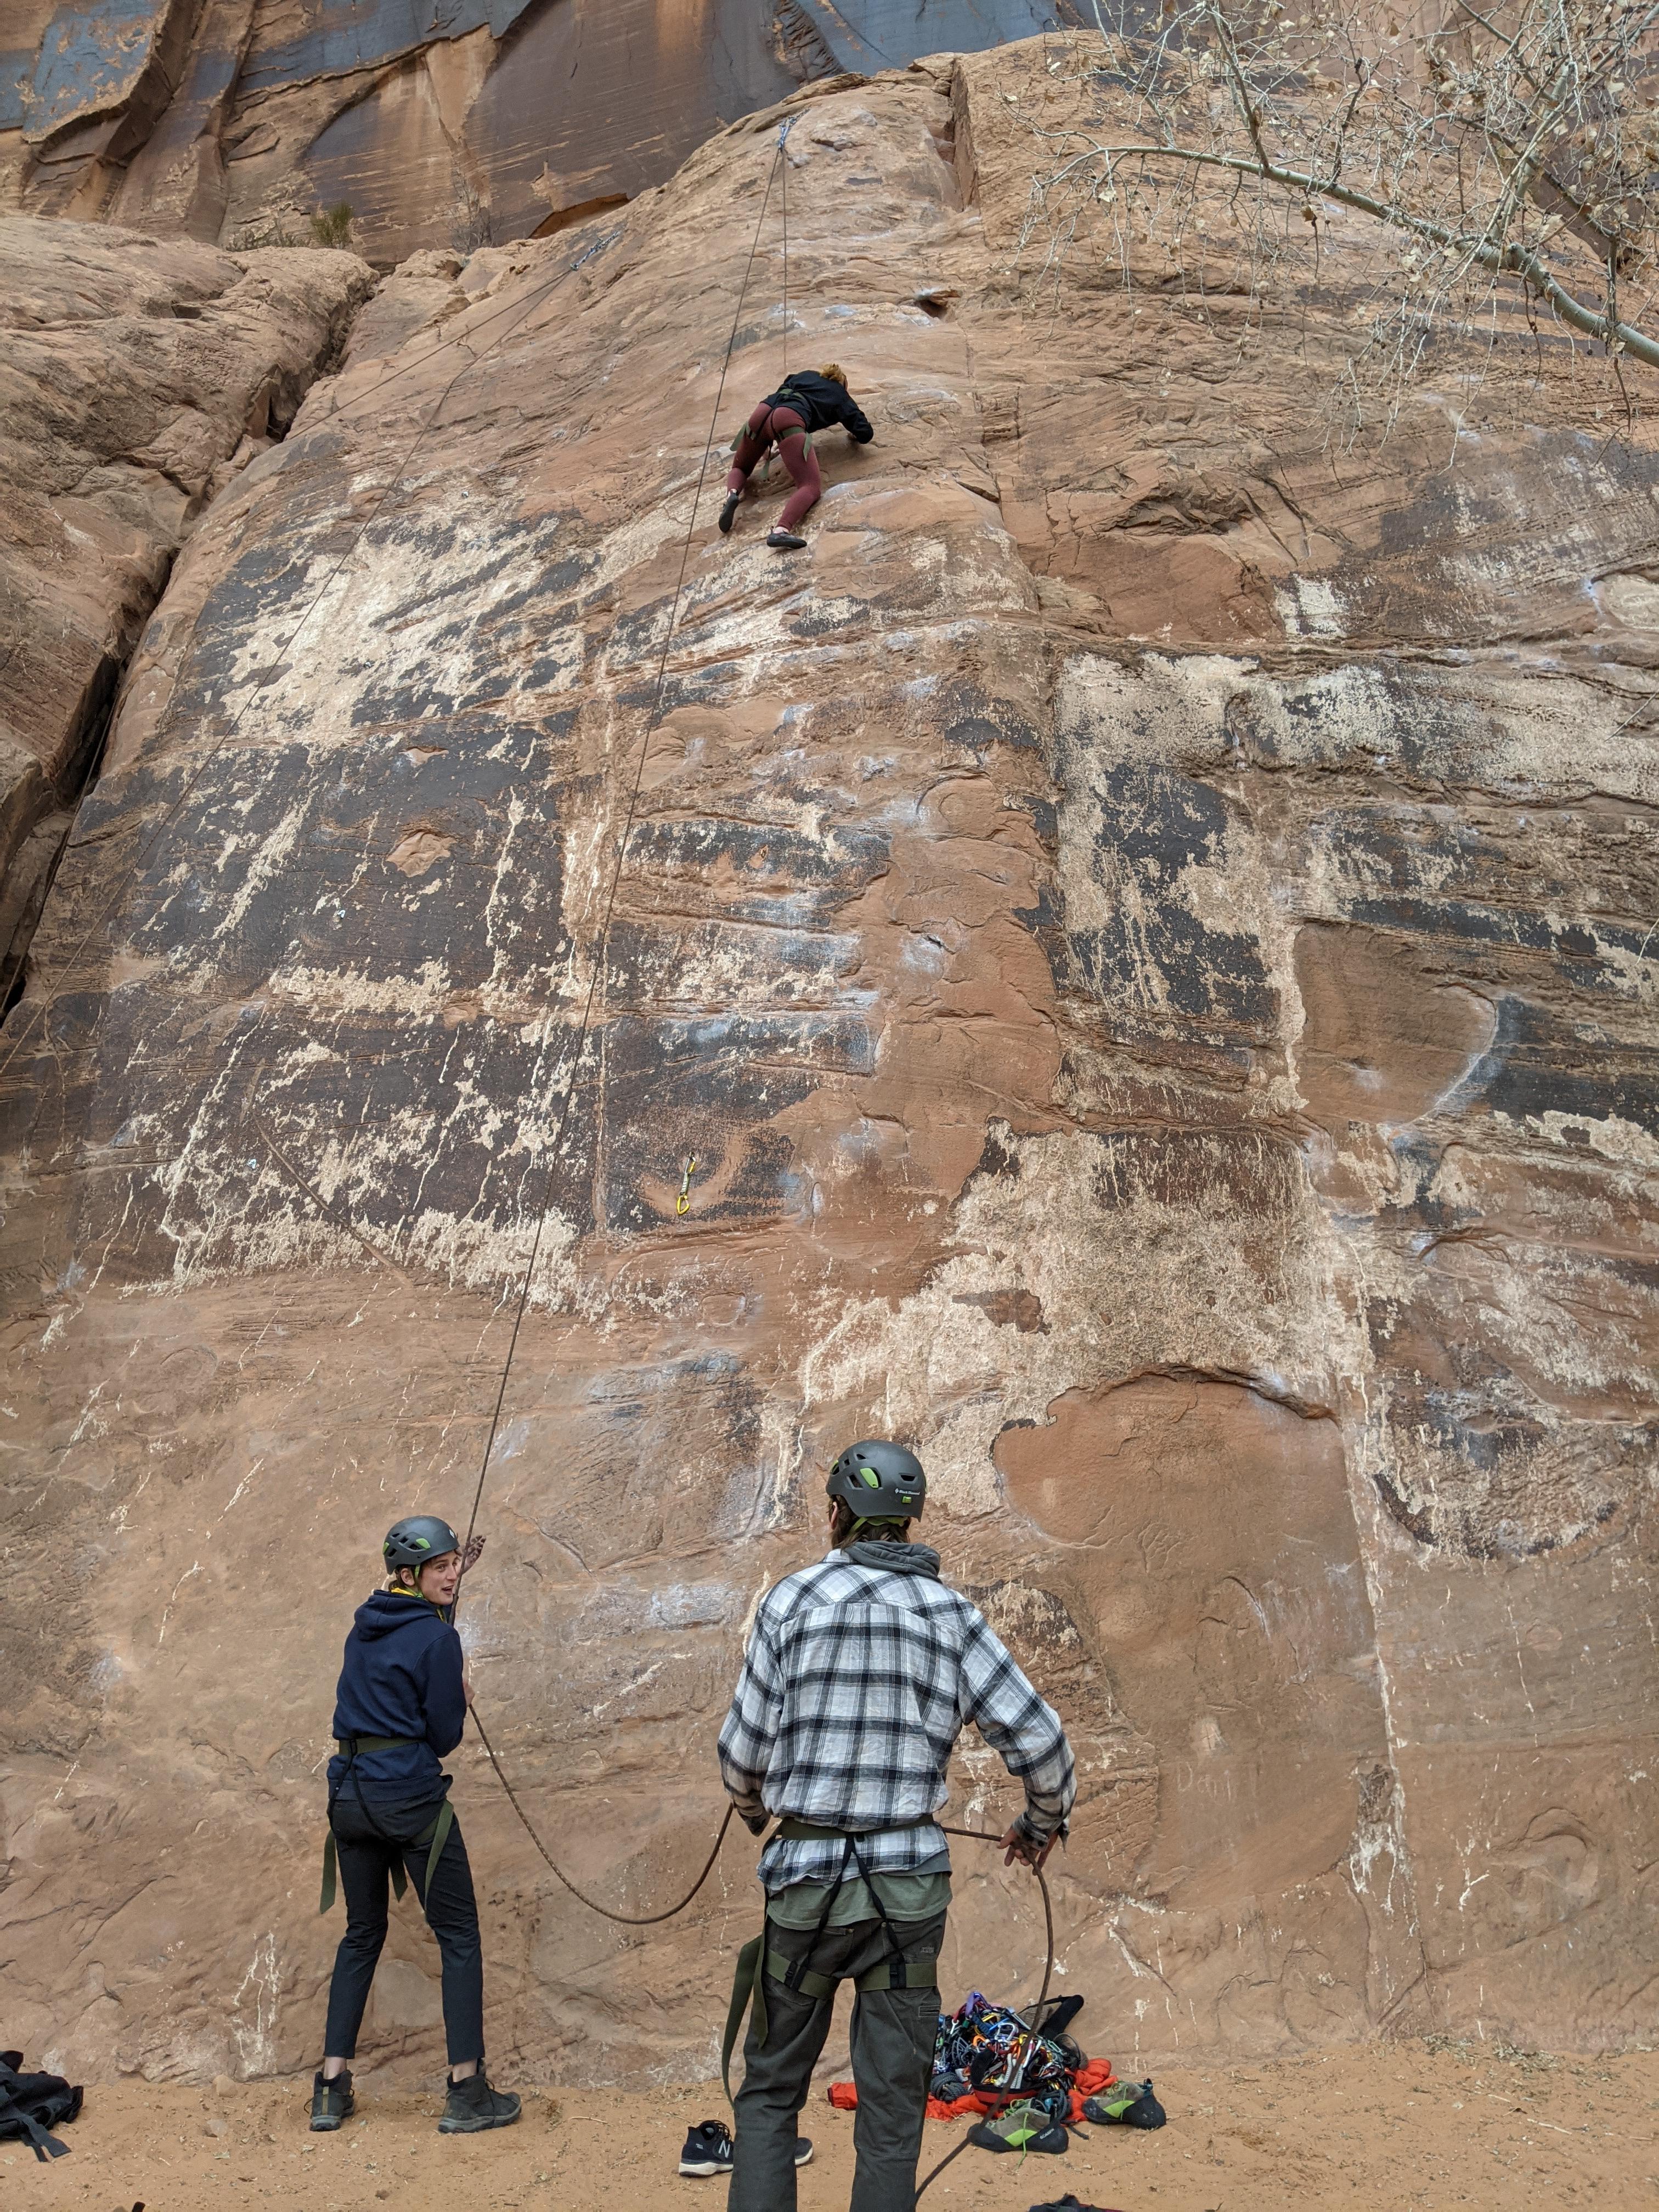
[8,2042,1655,2211]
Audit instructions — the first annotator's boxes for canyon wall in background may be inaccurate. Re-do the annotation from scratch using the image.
[2,0,1071,259]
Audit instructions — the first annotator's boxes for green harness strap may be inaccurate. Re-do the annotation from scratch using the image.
[720,1933,938,2102]
[728,428,817,487]
[319,1740,455,1916]
[721,1934,768,2105]
[721,1815,941,2104]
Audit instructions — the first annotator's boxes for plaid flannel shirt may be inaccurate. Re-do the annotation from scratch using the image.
[718,1545,1075,1891]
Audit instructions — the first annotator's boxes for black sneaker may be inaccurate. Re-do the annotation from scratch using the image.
[309,2069,353,2131]
[438,2068,521,2134]
[677,2118,813,2175]
[718,492,740,534]
[766,528,808,550]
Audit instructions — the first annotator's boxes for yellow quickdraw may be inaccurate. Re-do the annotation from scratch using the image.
[677,1155,697,1216]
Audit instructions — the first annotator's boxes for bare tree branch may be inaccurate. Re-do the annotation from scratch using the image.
[1003,5,1659,430]
[1084,137,1659,364]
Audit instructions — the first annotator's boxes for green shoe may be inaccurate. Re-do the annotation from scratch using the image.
[1082,2079,1166,2130]
[309,2069,354,2131]
[968,2101,1068,2154]
[438,2068,521,2134]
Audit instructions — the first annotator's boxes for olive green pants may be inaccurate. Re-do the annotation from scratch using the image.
[728,1908,945,2212]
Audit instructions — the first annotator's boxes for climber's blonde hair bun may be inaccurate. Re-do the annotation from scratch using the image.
[820,362,849,387]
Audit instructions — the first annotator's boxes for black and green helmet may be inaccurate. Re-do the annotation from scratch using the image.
[826,1440,926,1523]
[382,1514,460,1569]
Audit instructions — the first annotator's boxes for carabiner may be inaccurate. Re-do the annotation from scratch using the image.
[677,1154,697,1216]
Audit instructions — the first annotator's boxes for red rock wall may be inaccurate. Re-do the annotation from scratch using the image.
[1,42,1654,2086]
[2,1,1080,260]
[0,214,373,1001]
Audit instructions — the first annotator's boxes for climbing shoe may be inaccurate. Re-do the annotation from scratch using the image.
[677,2118,813,2175]
[1082,2079,1166,2130]
[766,528,808,550]
[968,2102,1069,2155]
[309,2069,353,2131]
[437,2068,521,2134]
[718,492,740,534]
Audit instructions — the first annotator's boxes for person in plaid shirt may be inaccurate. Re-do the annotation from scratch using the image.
[714,1438,1074,2212]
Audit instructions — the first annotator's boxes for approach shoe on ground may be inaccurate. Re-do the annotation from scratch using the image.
[678,2118,812,2176]
[718,492,740,534]
[309,2070,353,2131]
[766,528,808,550]
[438,2068,521,2133]
[1082,2079,1165,2130]
[968,2102,1069,2155]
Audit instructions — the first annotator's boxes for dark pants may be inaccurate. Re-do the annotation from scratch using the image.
[726,402,824,529]
[729,1909,945,2212]
[321,1792,484,2068]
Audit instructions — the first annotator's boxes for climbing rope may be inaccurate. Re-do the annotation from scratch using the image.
[467,1696,1060,2007]
[467,1729,1058,2200]
[443,117,797,1918]
[470,1706,740,1925]
[781,114,792,375]
[457,120,789,1560]
[482,1681,1062,2190]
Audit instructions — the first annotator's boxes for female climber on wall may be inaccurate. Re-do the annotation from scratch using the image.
[310,1516,520,2136]
[719,363,873,550]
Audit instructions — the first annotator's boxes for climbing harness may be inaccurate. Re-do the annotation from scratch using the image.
[318,1736,456,1915]
[720,1818,941,2103]
[710,1813,1059,2198]
[678,1153,697,1215]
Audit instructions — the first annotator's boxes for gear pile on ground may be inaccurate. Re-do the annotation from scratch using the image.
[829,1992,1118,2123]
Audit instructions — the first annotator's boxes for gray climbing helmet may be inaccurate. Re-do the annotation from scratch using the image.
[826,1440,926,1523]
[382,1514,460,1570]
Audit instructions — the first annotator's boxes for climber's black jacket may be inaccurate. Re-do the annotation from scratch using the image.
[761,371,874,441]
[328,1589,466,1803]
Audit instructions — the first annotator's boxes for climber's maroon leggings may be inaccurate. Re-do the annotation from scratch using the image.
[726,403,822,530]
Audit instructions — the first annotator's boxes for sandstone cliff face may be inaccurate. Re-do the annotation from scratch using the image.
[2,0,1068,261]
[0,214,373,995]
[2,40,1655,2087]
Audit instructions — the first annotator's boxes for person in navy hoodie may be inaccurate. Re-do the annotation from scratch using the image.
[310,1515,520,2136]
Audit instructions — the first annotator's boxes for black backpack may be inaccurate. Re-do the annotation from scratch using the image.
[0,2050,83,2160]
